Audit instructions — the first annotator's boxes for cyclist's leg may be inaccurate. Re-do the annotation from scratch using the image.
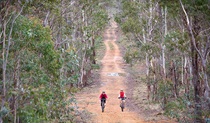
[120,98,123,106]
[122,98,125,107]
[122,100,125,103]
[104,99,106,105]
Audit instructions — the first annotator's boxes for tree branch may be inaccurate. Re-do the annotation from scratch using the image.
[179,0,203,59]
[6,6,24,67]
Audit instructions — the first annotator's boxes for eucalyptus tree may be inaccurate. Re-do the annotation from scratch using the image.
[0,2,64,122]
[115,0,163,101]
[115,0,210,122]
[179,0,210,122]
[158,0,210,122]
[26,0,109,88]
[0,0,88,122]
[78,0,109,86]
[0,0,109,122]
[0,1,25,122]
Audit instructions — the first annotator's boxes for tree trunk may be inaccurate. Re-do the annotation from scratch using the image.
[179,1,203,121]
[92,34,96,64]
[79,51,86,87]
[184,56,190,99]
[12,52,20,123]
[1,4,22,122]
[152,58,157,101]
[173,61,178,98]
[192,43,202,123]
[170,60,178,98]
[201,60,210,111]
[163,7,167,77]
[1,14,7,123]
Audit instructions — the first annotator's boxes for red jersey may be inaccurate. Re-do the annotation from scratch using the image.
[99,93,108,99]
[119,91,125,98]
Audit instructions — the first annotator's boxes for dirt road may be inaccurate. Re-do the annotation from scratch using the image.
[75,20,146,123]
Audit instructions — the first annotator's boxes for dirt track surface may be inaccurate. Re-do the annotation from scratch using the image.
[75,20,146,123]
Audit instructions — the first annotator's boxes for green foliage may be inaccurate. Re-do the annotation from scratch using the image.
[164,97,190,121]
[141,43,160,57]
[160,0,210,20]
[159,0,180,16]
[115,0,210,122]
[1,0,110,122]
[92,7,109,30]
[13,15,61,76]
[91,64,100,69]
[116,0,141,34]
[1,15,75,122]
[157,80,173,103]
[163,91,197,122]
[60,48,80,86]
[165,30,189,53]
[124,48,139,64]
[121,17,141,34]
[122,0,139,18]
[114,14,122,24]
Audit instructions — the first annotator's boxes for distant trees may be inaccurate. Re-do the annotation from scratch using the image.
[116,0,210,122]
[0,0,109,122]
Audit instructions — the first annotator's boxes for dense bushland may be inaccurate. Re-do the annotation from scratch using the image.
[0,0,109,122]
[115,0,210,122]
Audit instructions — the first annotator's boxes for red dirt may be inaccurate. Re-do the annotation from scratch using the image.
[74,21,176,123]
[75,20,176,123]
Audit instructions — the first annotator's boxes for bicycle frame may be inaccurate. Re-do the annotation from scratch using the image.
[101,98,106,112]
[120,99,125,112]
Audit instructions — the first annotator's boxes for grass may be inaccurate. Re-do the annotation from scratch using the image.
[108,42,114,50]
[96,37,106,63]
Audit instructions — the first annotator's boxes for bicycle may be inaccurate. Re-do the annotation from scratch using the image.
[119,97,126,112]
[120,100,125,112]
[101,98,106,112]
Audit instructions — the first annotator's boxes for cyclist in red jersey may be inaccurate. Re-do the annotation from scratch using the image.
[99,91,108,106]
[118,89,126,105]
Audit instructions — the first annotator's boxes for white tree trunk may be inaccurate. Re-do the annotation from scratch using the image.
[180,0,210,102]
[162,7,167,76]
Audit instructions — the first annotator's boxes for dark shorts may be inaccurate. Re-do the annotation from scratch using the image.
[120,97,126,100]
[101,98,106,105]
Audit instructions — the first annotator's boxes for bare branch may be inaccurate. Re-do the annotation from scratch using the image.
[179,0,203,59]
[6,6,24,66]
[55,35,70,45]
[204,37,210,59]
[179,0,189,26]
[43,10,50,27]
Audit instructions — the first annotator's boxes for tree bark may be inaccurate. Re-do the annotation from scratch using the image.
[184,56,190,99]
[161,6,167,78]
[1,4,23,122]
[12,52,20,123]
[180,1,203,121]
[170,60,178,98]
[192,41,202,123]
[92,34,96,64]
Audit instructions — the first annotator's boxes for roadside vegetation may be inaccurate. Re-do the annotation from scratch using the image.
[0,0,109,122]
[1,0,209,123]
[115,0,210,122]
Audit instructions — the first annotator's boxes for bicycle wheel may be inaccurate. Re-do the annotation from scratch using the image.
[101,101,105,112]
[120,102,124,112]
